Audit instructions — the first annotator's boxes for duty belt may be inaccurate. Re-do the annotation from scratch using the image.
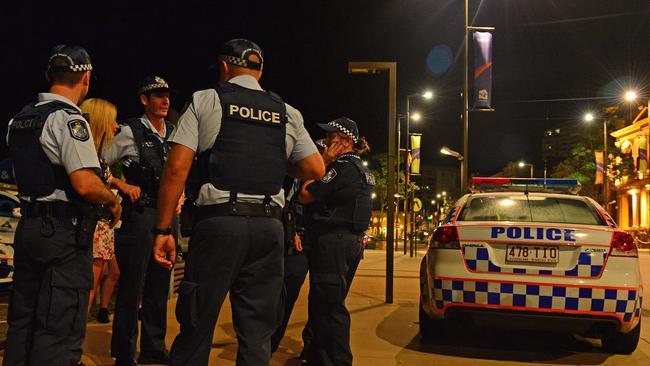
[20,201,82,219]
[196,202,283,221]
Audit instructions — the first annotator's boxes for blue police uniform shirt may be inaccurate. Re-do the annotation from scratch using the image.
[306,153,364,204]
[169,74,318,208]
[6,93,100,202]
[102,115,168,166]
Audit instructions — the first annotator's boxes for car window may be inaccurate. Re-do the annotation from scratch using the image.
[458,196,604,225]
[0,195,18,218]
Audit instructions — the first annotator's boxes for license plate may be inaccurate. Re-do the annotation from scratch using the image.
[506,245,559,264]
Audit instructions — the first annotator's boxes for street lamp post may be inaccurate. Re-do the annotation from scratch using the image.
[518,161,534,178]
[440,146,464,193]
[404,92,432,257]
[348,62,397,304]
[463,0,495,194]
[584,112,608,208]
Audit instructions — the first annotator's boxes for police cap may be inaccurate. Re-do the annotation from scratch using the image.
[138,75,170,95]
[218,38,264,71]
[46,44,93,74]
[317,117,359,143]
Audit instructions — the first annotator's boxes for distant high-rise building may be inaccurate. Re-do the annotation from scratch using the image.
[541,121,586,165]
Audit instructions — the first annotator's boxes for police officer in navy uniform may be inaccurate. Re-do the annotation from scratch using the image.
[271,139,327,357]
[298,117,374,366]
[103,76,178,366]
[4,45,121,366]
[151,38,325,365]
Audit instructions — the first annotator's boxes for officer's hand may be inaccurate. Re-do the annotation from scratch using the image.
[323,142,343,165]
[294,234,303,252]
[108,200,122,228]
[153,234,176,269]
[122,183,141,203]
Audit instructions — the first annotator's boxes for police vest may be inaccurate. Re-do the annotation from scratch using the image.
[121,118,174,197]
[197,81,287,197]
[7,100,92,202]
[317,154,376,233]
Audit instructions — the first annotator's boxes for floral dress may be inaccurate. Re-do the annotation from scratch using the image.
[93,220,115,260]
[92,166,116,260]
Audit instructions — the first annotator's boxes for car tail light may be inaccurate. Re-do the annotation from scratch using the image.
[609,231,638,257]
[429,225,460,249]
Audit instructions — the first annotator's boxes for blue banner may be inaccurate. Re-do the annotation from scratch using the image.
[473,31,493,109]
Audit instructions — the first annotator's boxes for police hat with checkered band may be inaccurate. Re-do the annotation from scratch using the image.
[218,38,264,71]
[317,117,359,143]
[46,44,93,74]
[137,75,170,95]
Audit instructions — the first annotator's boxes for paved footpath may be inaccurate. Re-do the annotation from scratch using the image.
[2,249,650,365]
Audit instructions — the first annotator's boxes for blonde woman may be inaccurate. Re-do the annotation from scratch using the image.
[80,98,139,323]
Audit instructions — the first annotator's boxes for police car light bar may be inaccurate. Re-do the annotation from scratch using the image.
[470,177,582,194]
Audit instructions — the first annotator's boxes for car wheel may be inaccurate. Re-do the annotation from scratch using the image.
[602,319,640,354]
[419,301,443,340]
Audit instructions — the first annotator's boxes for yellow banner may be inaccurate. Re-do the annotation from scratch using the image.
[410,134,421,175]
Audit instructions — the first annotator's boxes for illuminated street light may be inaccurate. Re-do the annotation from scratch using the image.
[440,146,463,160]
[431,200,435,204]
[371,192,377,199]
[583,112,609,206]
[442,191,447,196]
[362,160,368,167]
[519,161,534,178]
[437,193,441,199]
[404,89,434,258]
[625,90,638,102]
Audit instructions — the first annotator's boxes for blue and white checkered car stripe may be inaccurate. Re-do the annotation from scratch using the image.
[463,245,607,278]
[432,277,642,324]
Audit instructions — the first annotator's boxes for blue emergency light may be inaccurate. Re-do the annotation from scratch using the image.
[470,177,581,194]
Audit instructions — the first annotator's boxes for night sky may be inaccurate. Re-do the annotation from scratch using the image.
[2,0,649,176]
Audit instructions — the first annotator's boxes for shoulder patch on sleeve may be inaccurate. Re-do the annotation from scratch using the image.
[67,119,90,141]
[321,168,337,183]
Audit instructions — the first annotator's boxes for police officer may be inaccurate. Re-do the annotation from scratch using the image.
[151,38,325,366]
[298,117,375,366]
[103,76,178,366]
[271,139,327,357]
[4,44,121,366]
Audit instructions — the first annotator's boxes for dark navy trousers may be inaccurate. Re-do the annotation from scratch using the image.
[3,216,92,366]
[111,207,177,360]
[170,216,284,366]
[307,233,363,366]
[270,248,312,353]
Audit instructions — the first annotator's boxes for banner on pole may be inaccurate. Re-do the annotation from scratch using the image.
[410,134,421,175]
[473,31,493,109]
[595,151,604,184]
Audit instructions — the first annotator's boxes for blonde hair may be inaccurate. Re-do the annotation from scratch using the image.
[80,98,117,152]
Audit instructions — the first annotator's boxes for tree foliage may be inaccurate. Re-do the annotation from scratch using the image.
[551,143,598,198]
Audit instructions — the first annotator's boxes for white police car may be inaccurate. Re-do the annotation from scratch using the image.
[0,185,19,285]
[420,178,642,354]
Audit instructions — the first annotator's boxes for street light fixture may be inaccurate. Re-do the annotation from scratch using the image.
[584,112,609,207]
[404,90,434,258]
[625,90,638,102]
[348,61,397,304]
[518,161,534,178]
[440,146,464,194]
